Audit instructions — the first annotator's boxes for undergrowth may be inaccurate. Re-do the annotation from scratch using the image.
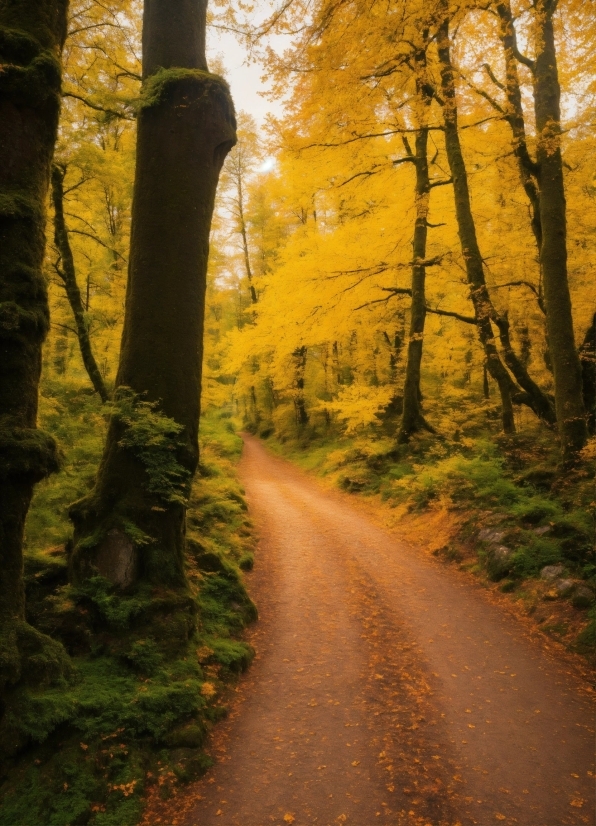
[0,379,256,826]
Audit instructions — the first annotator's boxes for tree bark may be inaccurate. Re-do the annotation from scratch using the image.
[69,0,236,589]
[0,0,67,625]
[398,50,436,443]
[579,312,596,436]
[237,174,258,305]
[437,13,516,434]
[50,164,109,403]
[532,0,587,461]
[494,1,543,256]
[292,346,309,426]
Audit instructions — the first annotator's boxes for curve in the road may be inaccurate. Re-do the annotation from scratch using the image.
[146,435,595,826]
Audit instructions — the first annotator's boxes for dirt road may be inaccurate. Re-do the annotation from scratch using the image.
[166,435,594,825]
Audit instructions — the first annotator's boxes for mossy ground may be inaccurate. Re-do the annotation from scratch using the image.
[0,378,257,826]
[254,396,595,663]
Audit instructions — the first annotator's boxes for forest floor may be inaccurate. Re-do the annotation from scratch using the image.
[142,434,595,826]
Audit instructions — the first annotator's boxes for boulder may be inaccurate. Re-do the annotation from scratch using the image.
[540,564,564,581]
[572,586,595,609]
[487,545,513,581]
[478,528,507,545]
[555,579,576,598]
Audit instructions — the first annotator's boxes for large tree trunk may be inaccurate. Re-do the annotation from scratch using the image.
[579,312,596,436]
[436,13,516,435]
[532,0,587,461]
[0,1,67,626]
[69,0,236,589]
[0,1,73,736]
[50,163,109,402]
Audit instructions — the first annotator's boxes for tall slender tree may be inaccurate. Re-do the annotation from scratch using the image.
[50,163,109,402]
[436,9,517,434]
[531,0,587,461]
[69,0,237,591]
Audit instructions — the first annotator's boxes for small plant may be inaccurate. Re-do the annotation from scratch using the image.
[113,387,191,506]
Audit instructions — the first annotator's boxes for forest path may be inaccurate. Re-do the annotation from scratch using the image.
[157,435,594,826]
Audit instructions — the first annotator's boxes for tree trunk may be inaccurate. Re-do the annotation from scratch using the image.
[494,1,543,256]
[292,346,309,426]
[532,0,587,461]
[0,1,67,626]
[580,312,596,436]
[237,174,258,305]
[492,312,556,425]
[0,1,74,726]
[437,13,517,434]
[69,0,236,589]
[398,54,435,443]
[50,164,109,402]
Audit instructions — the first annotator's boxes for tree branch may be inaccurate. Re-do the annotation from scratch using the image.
[62,91,132,120]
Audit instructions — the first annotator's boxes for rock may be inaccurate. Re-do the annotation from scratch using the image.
[533,525,551,536]
[540,564,564,581]
[572,586,595,609]
[478,528,507,545]
[555,579,576,598]
[195,551,227,573]
[487,545,513,581]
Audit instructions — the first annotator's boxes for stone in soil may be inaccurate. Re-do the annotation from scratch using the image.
[487,545,513,581]
[541,564,564,581]
[572,586,595,609]
[478,528,507,545]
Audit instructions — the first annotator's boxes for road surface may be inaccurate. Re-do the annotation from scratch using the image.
[150,434,595,826]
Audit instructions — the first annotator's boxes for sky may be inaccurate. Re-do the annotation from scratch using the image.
[207,16,287,127]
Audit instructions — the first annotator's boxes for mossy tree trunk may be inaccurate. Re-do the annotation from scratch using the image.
[69,0,236,590]
[50,163,109,402]
[0,1,67,626]
[398,45,436,443]
[532,0,587,461]
[0,1,74,726]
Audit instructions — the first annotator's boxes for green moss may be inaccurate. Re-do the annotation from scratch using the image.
[0,192,42,221]
[0,620,72,693]
[2,394,258,824]
[138,67,231,111]
[0,25,40,63]
[112,387,192,506]
[0,426,60,481]
[0,47,61,105]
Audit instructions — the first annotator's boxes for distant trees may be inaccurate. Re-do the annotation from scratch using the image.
[222,0,593,461]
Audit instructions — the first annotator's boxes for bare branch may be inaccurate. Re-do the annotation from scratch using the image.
[62,91,133,120]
